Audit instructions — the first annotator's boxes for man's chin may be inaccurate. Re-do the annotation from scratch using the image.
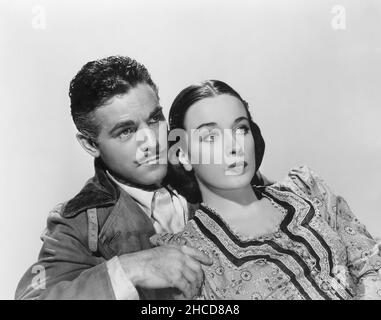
[109,163,167,189]
[137,164,167,186]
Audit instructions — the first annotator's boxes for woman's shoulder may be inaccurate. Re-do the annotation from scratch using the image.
[269,165,329,199]
[286,165,321,187]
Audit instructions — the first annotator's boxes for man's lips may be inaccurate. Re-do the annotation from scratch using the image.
[136,150,166,166]
[139,155,159,165]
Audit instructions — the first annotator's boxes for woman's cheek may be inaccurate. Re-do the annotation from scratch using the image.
[190,143,219,165]
[195,163,226,186]
[244,135,255,160]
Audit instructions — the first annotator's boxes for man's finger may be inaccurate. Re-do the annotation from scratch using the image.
[183,254,203,272]
[184,255,203,288]
[173,276,192,299]
[182,264,203,292]
[181,266,199,298]
[181,245,212,266]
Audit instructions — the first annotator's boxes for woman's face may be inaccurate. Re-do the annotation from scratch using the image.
[183,94,256,192]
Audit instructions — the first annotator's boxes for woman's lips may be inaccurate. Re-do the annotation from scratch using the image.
[225,160,247,175]
[227,160,247,169]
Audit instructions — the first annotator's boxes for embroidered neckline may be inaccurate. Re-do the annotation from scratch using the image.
[199,186,288,243]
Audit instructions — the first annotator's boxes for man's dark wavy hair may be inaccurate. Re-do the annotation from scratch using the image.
[69,55,158,140]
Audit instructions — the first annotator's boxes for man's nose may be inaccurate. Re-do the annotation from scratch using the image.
[137,124,158,151]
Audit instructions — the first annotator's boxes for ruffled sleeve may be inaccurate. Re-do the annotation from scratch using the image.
[150,231,190,247]
[286,165,381,299]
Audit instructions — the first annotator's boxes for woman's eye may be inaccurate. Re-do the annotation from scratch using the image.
[235,125,250,135]
[204,135,216,142]
[203,130,220,142]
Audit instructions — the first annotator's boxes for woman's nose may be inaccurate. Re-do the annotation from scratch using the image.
[224,130,244,157]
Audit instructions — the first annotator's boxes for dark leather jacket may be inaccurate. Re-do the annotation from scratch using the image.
[15,158,198,299]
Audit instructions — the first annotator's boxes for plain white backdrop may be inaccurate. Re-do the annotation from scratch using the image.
[0,0,380,299]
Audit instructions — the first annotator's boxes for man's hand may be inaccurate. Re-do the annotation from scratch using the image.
[118,245,212,299]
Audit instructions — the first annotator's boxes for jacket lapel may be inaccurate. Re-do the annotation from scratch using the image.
[99,188,156,258]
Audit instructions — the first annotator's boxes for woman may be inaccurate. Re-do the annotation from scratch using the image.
[151,80,381,300]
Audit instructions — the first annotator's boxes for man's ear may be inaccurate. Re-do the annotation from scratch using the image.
[76,133,100,158]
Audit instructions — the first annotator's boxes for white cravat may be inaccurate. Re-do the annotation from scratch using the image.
[151,186,187,233]
[106,171,188,233]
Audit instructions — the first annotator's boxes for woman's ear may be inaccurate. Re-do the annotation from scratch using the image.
[76,133,100,158]
[169,146,192,172]
[168,144,179,166]
[178,149,193,172]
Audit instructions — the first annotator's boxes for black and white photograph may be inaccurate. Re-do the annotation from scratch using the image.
[1,0,381,302]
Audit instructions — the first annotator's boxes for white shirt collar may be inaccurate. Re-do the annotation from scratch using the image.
[106,171,189,234]
[106,171,155,215]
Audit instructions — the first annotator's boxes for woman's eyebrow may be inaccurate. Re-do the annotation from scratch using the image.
[196,122,217,130]
[196,117,249,130]
[232,116,249,126]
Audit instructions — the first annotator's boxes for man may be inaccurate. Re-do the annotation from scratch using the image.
[15,55,270,300]
[15,56,212,300]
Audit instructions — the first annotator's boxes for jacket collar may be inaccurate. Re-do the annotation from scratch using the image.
[62,158,120,218]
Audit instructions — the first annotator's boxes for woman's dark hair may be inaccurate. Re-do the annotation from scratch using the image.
[166,80,265,203]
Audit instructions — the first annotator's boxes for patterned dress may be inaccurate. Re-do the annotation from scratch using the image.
[150,166,381,300]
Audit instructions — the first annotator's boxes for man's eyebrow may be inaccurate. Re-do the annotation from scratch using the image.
[148,106,163,119]
[196,122,218,130]
[109,120,135,135]
[108,106,163,135]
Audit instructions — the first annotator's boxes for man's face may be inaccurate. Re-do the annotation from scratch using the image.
[93,83,168,187]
